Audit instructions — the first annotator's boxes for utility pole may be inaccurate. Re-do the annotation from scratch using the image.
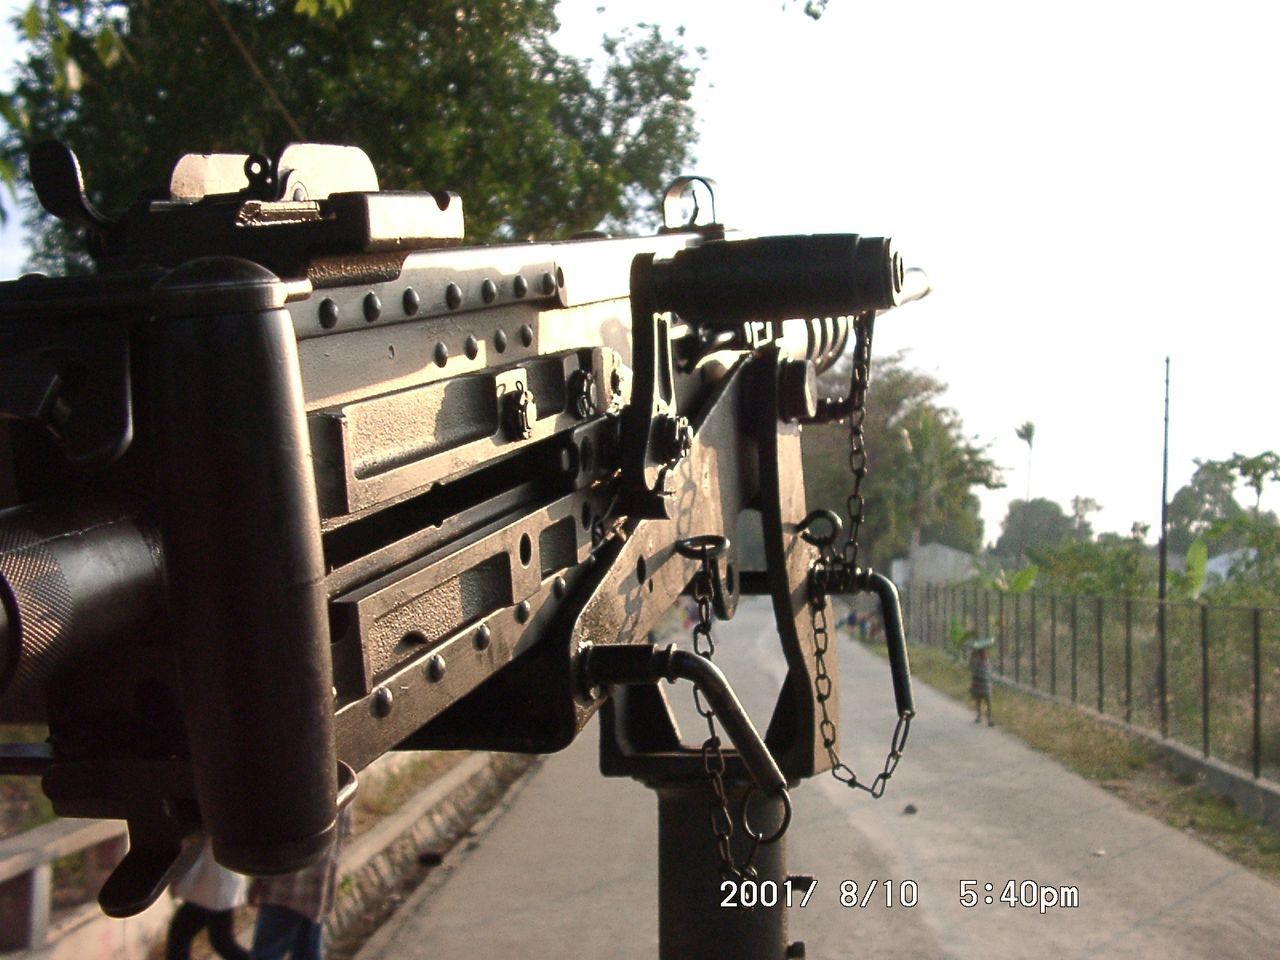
[1158,356,1170,737]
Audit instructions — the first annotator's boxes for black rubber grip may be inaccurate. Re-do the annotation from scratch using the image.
[649,234,902,324]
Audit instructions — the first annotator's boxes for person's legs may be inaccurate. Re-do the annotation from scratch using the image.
[252,904,308,960]
[291,916,324,960]
[167,902,212,960]
[206,907,250,960]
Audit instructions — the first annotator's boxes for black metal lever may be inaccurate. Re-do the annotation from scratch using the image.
[861,571,915,720]
[579,643,787,796]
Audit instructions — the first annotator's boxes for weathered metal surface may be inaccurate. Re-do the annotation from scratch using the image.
[0,142,925,938]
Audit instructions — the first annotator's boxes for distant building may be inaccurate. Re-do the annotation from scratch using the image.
[891,542,980,588]
[1205,547,1255,585]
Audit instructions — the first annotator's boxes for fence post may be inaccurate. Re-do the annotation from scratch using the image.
[1030,592,1038,688]
[1014,593,1022,684]
[937,584,943,647]
[933,583,939,646]
[1253,607,1262,779]
[998,591,1005,675]
[1159,600,1168,739]
[1198,609,1208,757]
[944,584,950,648]
[1096,596,1105,714]
[1050,595,1058,697]
[981,586,988,645]
[0,862,51,951]
[1071,595,1079,704]
[923,583,929,644]
[1124,598,1133,725]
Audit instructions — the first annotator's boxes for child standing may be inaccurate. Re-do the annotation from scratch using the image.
[969,636,994,726]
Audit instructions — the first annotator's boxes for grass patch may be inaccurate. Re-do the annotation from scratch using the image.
[352,752,466,835]
[898,642,1280,883]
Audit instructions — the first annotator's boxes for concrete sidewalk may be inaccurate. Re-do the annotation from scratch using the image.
[359,598,1280,959]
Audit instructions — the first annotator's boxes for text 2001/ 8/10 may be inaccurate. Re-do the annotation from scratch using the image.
[719,879,919,908]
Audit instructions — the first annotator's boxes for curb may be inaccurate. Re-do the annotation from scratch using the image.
[329,752,537,945]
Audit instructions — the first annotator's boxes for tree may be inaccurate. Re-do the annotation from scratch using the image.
[993,497,1074,561]
[1015,421,1034,500]
[1200,511,1280,606]
[1,1,700,272]
[1164,454,1280,605]
[1070,495,1100,541]
[1166,459,1245,555]
[1030,526,1156,597]
[803,352,1002,570]
[1226,452,1280,513]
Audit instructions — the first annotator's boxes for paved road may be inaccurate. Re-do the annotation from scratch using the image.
[359,598,1280,960]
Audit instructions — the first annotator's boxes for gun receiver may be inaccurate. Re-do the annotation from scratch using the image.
[0,142,924,920]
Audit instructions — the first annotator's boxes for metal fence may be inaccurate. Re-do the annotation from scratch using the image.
[902,584,1280,782]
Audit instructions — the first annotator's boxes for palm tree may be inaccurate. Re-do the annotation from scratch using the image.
[1015,421,1035,501]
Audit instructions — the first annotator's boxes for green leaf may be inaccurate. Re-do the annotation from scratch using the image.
[0,92,26,133]
[1008,564,1038,594]
[20,4,41,42]
[94,28,123,69]
[1184,536,1208,599]
[293,0,352,17]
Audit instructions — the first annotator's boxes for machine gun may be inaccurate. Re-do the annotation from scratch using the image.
[0,142,924,958]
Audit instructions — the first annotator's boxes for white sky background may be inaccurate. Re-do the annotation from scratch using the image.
[0,0,1276,548]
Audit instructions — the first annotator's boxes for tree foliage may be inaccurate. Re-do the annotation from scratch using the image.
[803,351,1002,570]
[1166,458,1245,555]
[993,497,1074,561]
[1069,495,1100,541]
[1,1,700,272]
[1028,526,1156,597]
[1226,451,1280,513]
[1170,453,1280,606]
[1202,513,1280,607]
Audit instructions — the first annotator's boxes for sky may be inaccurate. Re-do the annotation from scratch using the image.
[1,0,1277,547]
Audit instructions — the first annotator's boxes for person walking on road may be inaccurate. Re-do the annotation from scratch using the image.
[249,806,351,960]
[969,636,995,726]
[166,837,251,960]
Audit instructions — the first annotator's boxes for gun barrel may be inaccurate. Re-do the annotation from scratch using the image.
[0,499,164,713]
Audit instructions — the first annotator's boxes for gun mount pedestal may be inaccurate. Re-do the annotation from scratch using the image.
[655,777,794,960]
[589,646,802,960]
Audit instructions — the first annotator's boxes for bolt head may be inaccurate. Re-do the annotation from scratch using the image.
[427,655,446,682]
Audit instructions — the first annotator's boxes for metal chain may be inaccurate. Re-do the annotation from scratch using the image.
[842,314,873,573]
[687,553,744,881]
[807,313,913,797]
[686,545,789,881]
